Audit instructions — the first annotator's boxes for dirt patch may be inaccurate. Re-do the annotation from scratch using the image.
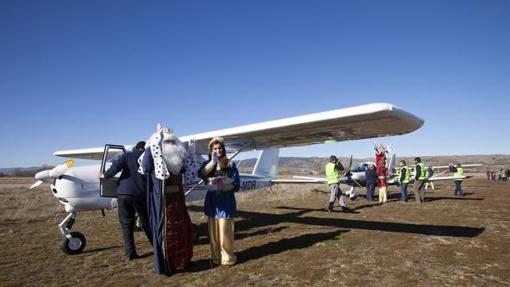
[0,178,509,286]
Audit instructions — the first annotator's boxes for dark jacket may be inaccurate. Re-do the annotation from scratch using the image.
[415,164,422,180]
[399,167,408,183]
[104,146,146,197]
[365,168,377,184]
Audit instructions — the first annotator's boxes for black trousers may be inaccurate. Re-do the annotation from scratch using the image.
[117,195,152,256]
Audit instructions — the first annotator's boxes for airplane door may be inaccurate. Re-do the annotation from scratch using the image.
[99,144,127,198]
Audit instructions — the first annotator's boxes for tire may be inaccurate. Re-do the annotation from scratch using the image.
[60,231,87,255]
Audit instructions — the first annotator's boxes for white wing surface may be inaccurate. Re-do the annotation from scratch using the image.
[54,103,423,160]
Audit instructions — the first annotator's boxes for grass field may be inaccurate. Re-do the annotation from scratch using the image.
[1,177,509,286]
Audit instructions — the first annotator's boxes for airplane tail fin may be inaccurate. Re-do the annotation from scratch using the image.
[388,152,397,176]
[252,148,279,178]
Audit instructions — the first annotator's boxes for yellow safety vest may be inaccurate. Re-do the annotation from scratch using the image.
[325,162,340,185]
[416,163,426,180]
[454,167,464,181]
[398,166,411,184]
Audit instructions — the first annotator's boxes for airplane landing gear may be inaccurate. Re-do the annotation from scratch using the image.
[59,212,87,255]
[346,186,358,201]
[60,231,86,255]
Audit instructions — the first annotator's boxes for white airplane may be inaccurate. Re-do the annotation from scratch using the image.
[29,103,423,255]
[292,153,398,195]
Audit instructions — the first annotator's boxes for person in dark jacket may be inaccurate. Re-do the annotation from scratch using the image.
[100,141,152,261]
[365,164,377,201]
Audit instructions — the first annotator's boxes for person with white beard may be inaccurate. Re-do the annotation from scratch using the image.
[138,127,198,276]
[198,137,240,266]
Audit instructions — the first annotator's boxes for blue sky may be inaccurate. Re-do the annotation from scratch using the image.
[1,0,509,168]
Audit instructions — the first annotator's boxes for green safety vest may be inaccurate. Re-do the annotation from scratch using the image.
[398,166,411,184]
[325,162,341,185]
[454,167,464,181]
[416,163,426,180]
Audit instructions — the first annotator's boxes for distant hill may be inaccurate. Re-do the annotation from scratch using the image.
[0,165,54,177]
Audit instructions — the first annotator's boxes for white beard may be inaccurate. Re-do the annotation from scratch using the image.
[161,141,186,175]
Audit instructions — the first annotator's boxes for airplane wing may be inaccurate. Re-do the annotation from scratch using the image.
[270,179,324,184]
[54,103,423,160]
[426,175,474,181]
[432,164,482,169]
[288,176,327,183]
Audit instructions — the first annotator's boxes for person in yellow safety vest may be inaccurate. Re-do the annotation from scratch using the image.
[449,163,465,196]
[413,157,427,204]
[397,160,411,203]
[325,155,349,212]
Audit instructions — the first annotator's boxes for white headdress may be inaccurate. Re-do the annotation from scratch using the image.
[138,126,173,180]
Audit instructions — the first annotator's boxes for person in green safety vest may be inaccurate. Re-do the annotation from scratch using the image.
[397,160,411,203]
[325,155,349,212]
[449,163,465,196]
[413,157,427,204]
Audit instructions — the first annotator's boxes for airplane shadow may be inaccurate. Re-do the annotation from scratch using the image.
[188,205,484,238]
[274,206,484,237]
[424,196,484,202]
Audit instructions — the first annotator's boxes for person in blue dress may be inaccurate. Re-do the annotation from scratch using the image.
[198,137,240,266]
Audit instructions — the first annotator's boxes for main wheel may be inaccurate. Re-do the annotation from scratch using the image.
[60,231,86,255]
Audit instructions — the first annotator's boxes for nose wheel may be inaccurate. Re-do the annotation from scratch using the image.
[59,212,87,255]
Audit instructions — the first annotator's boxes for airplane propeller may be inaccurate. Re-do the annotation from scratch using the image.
[344,155,363,188]
[29,160,74,189]
[347,154,353,171]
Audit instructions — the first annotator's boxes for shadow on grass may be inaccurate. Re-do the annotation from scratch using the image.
[274,206,484,237]
[188,205,484,238]
[183,229,349,272]
[424,196,484,202]
[82,245,122,254]
[236,229,349,264]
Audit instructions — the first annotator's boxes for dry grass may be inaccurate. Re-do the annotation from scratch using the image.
[1,177,509,286]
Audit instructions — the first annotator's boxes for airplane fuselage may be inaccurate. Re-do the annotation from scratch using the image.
[51,165,276,213]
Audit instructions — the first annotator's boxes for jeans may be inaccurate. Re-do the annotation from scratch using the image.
[400,183,408,202]
[454,181,464,196]
[366,183,375,201]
